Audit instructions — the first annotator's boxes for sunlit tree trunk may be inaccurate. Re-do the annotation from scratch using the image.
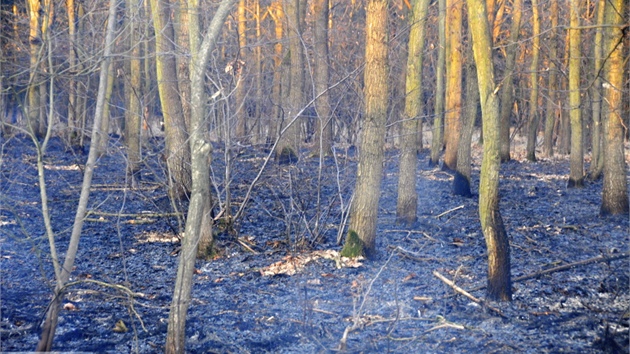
[443,0,463,170]
[341,0,389,258]
[150,0,192,200]
[544,0,559,158]
[275,0,304,163]
[397,0,430,224]
[525,0,540,162]
[270,1,284,145]
[125,0,143,187]
[467,0,512,301]
[429,0,446,166]
[234,0,248,140]
[567,0,584,187]
[253,0,263,143]
[498,0,522,162]
[176,0,191,130]
[165,2,236,352]
[311,0,333,156]
[97,61,115,157]
[588,0,606,179]
[66,0,79,146]
[600,0,629,216]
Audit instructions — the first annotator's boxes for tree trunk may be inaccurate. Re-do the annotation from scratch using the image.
[397,0,430,224]
[234,0,248,140]
[600,0,629,216]
[165,1,236,352]
[442,0,463,171]
[311,0,333,156]
[543,0,558,158]
[567,0,584,187]
[588,0,606,179]
[498,0,523,162]
[341,0,389,258]
[36,0,118,349]
[525,0,540,162]
[453,49,478,198]
[125,0,143,187]
[467,0,512,301]
[275,0,304,163]
[97,61,115,156]
[429,0,446,166]
[270,1,284,146]
[27,0,43,139]
[150,0,192,200]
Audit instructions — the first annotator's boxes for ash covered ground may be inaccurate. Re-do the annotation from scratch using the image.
[1,135,628,353]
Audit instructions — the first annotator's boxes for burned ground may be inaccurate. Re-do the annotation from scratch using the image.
[1,135,628,353]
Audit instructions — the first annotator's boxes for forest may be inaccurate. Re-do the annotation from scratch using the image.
[0,0,629,352]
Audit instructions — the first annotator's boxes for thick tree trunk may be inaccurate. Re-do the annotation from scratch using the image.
[467,0,512,301]
[234,0,248,140]
[600,0,629,216]
[567,0,584,187]
[270,1,284,146]
[453,52,478,198]
[429,0,446,166]
[397,0,430,224]
[341,0,389,258]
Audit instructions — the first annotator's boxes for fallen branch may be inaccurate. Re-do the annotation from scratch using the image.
[433,271,504,317]
[466,252,630,294]
[86,211,183,218]
[435,205,464,219]
[392,246,444,262]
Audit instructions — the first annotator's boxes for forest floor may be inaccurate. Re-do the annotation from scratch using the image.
[1,134,629,353]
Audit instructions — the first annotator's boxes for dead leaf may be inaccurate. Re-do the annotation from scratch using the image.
[113,320,128,333]
[403,273,416,282]
[63,303,77,311]
[452,238,465,247]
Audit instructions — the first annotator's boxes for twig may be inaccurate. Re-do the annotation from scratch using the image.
[86,211,182,218]
[435,205,464,218]
[433,271,504,317]
[392,246,444,262]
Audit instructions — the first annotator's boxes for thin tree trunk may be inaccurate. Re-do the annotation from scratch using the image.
[588,0,605,179]
[467,0,512,301]
[311,0,333,156]
[543,0,558,158]
[150,0,192,200]
[36,0,118,349]
[97,60,115,157]
[443,0,463,170]
[567,0,584,187]
[270,1,284,146]
[341,0,389,258]
[397,0,430,224]
[525,0,540,162]
[234,0,248,140]
[498,0,523,162]
[125,0,143,187]
[27,0,43,139]
[165,1,236,352]
[429,0,446,166]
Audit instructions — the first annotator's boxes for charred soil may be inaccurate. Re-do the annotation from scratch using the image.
[1,135,628,353]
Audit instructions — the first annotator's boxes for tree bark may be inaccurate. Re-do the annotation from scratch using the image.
[600,0,629,216]
[341,0,389,258]
[429,0,446,166]
[311,0,333,157]
[525,0,540,162]
[234,0,248,140]
[587,0,606,179]
[165,1,237,352]
[567,0,584,187]
[543,0,559,158]
[498,0,523,162]
[275,0,304,163]
[125,0,143,187]
[443,0,463,170]
[150,0,192,200]
[397,0,430,224]
[467,0,512,301]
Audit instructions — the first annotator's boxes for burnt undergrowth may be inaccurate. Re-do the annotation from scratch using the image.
[1,135,628,353]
